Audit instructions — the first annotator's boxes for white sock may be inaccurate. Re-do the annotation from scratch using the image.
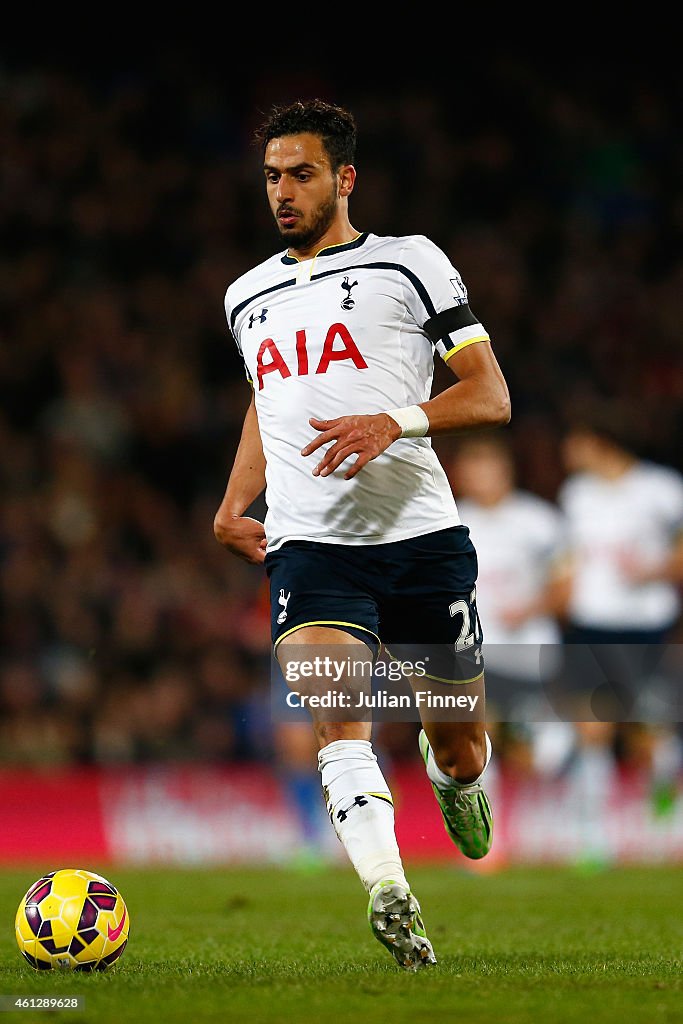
[426,732,492,790]
[318,739,408,893]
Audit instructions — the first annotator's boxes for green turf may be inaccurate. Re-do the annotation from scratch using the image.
[0,863,681,1023]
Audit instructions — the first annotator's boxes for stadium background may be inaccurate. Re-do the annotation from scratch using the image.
[1,42,682,870]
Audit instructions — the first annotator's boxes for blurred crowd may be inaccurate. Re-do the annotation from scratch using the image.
[1,52,681,776]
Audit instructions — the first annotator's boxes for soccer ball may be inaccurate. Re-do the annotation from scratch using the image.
[15,868,130,971]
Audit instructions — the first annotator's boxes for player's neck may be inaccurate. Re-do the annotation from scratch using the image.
[595,452,637,480]
[475,489,511,508]
[287,219,360,262]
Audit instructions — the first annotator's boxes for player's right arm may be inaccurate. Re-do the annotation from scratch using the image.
[213,393,268,565]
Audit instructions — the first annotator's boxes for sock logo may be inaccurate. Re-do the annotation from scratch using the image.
[336,794,368,823]
[276,589,291,625]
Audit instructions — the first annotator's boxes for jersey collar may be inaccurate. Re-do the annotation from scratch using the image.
[280,231,369,265]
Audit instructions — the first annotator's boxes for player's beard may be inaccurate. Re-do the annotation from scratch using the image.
[276,186,338,249]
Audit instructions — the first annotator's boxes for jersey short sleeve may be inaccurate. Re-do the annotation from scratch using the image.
[224,289,253,386]
[398,235,490,363]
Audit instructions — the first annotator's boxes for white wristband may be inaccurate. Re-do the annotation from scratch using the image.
[386,405,430,438]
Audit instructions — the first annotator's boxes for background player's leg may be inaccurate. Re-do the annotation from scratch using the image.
[273,721,334,868]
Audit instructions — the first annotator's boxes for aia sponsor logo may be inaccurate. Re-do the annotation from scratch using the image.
[255,322,367,390]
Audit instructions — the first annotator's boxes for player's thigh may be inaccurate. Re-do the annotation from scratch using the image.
[382,526,484,686]
[278,625,375,745]
[265,540,381,653]
[265,543,381,744]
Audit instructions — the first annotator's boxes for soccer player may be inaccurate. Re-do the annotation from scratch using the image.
[446,433,571,723]
[557,402,683,849]
[214,100,510,970]
[559,403,683,648]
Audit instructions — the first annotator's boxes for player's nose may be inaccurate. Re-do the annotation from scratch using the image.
[275,176,294,203]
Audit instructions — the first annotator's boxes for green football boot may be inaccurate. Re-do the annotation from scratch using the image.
[367,879,437,971]
[418,729,493,860]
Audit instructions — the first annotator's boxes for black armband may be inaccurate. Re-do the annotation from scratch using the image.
[423,304,479,343]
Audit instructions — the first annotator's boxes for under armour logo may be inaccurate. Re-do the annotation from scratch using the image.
[336,795,368,822]
[340,277,358,310]
[248,308,268,328]
[276,588,291,625]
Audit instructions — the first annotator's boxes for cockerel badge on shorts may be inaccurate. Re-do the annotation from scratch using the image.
[277,589,291,625]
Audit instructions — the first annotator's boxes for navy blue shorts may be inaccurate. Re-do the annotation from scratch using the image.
[265,525,484,684]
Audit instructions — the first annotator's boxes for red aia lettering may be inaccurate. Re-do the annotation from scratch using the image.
[256,338,291,390]
[256,324,367,389]
[295,330,308,376]
[316,323,368,374]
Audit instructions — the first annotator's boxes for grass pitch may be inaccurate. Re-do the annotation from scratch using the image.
[0,863,681,1023]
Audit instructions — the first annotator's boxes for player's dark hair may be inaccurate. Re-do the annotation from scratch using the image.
[563,396,637,453]
[254,99,357,172]
[453,433,514,462]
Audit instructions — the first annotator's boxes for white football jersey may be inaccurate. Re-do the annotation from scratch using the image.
[558,461,683,629]
[457,491,566,678]
[224,232,491,551]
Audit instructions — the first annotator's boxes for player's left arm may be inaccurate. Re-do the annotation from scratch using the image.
[416,339,511,434]
[302,340,510,480]
[622,530,683,585]
[500,555,575,628]
[620,470,683,585]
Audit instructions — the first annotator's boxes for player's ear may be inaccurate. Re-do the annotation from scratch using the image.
[337,164,356,198]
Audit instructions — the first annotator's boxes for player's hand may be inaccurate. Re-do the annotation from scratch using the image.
[499,604,533,629]
[301,413,402,480]
[617,551,661,584]
[213,514,267,564]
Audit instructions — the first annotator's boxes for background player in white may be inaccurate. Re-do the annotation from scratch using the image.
[214,100,510,970]
[446,434,618,868]
[557,401,683,857]
[447,433,571,723]
[559,403,683,646]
